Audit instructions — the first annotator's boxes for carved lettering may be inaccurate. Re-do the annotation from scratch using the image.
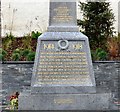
[35,41,90,85]
[54,98,73,104]
[73,44,83,50]
[43,44,55,50]
[53,6,73,23]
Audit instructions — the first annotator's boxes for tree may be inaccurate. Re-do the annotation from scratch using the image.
[78,0,115,50]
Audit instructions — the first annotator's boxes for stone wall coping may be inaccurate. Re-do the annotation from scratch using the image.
[1,61,120,64]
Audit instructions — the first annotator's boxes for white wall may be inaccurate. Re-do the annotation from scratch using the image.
[1,0,119,37]
[118,1,120,32]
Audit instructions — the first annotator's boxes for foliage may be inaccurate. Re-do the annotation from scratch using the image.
[91,48,108,61]
[21,49,30,57]
[31,31,42,39]
[0,48,7,61]
[11,53,21,61]
[2,33,15,50]
[11,48,35,61]
[22,34,32,50]
[10,97,18,110]
[26,51,35,61]
[107,34,120,60]
[13,48,21,54]
[22,31,41,50]
[0,54,2,61]
[78,1,115,50]
[11,49,21,61]
[118,33,120,38]
[20,49,35,61]
[9,92,19,110]
[118,33,120,56]
[1,30,38,61]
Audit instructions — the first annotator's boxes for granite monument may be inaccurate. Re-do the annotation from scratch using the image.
[19,0,111,110]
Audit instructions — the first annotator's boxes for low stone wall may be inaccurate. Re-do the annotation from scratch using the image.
[1,62,120,110]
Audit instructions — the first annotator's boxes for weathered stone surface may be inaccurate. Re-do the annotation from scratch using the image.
[47,26,79,32]
[49,1,77,26]
[47,0,79,32]
[1,62,120,110]
[19,92,111,110]
[31,32,96,94]
[31,0,96,97]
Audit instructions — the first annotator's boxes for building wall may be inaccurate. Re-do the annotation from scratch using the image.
[1,0,119,37]
[0,1,1,37]
[118,1,120,33]
[1,0,49,37]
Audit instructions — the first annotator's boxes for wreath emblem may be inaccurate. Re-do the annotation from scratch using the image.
[58,40,69,50]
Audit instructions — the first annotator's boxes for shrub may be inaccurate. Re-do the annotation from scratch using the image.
[118,33,120,57]
[31,31,42,39]
[2,33,15,50]
[107,33,120,60]
[11,49,21,61]
[78,1,115,50]
[26,51,35,61]
[0,54,2,61]
[21,49,30,57]
[22,34,32,50]
[13,48,21,54]
[0,48,7,61]
[91,48,108,61]
[11,53,21,61]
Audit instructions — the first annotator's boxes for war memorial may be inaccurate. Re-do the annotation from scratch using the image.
[19,0,111,110]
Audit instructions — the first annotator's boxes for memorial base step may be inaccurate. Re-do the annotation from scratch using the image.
[19,91,111,110]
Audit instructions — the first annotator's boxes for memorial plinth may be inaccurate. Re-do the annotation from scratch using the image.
[31,32,96,94]
[19,0,111,110]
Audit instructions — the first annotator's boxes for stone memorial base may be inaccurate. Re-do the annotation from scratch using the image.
[19,32,99,110]
[19,91,111,110]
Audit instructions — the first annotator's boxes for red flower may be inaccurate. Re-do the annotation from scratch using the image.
[10,95,15,101]
[9,92,19,101]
